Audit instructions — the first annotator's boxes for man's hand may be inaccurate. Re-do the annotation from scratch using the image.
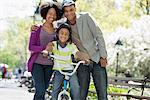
[76,51,91,64]
[99,58,108,67]
[76,51,90,61]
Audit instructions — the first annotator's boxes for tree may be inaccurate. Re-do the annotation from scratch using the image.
[76,0,149,33]
[0,17,33,68]
[0,50,20,67]
[106,16,150,77]
[139,0,150,15]
[75,0,135,33]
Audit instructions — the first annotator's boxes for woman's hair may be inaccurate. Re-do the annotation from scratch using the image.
[40,2,62,20]
[56,23,72,44]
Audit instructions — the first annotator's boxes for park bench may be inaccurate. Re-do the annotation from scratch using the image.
[89,76,150,99]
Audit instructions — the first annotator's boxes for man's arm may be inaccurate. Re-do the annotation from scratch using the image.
[86,13,108,67]
[86,13,107,58]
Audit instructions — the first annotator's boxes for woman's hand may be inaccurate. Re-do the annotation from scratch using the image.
[31,24,40,32]
[41,50,49,57]
[45,42,54,52]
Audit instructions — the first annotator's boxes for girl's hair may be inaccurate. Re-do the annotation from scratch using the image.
[56,23,72,44]
[40,2,62,20]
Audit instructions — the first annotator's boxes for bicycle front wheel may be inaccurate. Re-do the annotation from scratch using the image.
[60,94,70,100]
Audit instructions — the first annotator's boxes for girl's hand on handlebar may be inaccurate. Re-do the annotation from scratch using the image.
[46,42,54,52]
[41,50,49,57]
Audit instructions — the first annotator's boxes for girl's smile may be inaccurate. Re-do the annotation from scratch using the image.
[58,28,70,45]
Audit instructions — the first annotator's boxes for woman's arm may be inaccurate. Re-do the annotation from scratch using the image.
[28,31,45,53]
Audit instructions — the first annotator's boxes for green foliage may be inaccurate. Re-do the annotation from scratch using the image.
[108,86,128,93]
[75,0,147,33]
[137,0,150,15]
[0,17,33,68]
[0,50,20,67]
[88,82,128,99]
[89,82,128,93]
[76,0,135,33]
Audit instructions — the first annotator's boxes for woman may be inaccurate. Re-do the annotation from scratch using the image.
[27,2,62,100]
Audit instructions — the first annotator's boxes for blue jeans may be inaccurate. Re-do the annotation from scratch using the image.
[51,70,80,100]
[31,63,53,100]
[77,61,108,100]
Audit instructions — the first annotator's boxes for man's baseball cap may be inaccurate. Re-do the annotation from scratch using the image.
[62,0,75,8]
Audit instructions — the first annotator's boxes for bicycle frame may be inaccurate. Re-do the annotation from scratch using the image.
[49,54,85,100]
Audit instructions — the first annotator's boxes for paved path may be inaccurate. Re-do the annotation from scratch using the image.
[0,79,34,100]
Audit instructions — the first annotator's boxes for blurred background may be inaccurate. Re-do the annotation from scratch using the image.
[0,0,149,99]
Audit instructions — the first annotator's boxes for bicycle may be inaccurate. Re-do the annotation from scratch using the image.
[49,54,85,100]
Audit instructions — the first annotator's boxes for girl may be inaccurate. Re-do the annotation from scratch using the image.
[44,23,80,100]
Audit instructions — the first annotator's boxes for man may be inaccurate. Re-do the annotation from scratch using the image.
[62,0,108,100]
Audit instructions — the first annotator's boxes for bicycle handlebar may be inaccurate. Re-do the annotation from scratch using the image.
[49,55,85,76]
